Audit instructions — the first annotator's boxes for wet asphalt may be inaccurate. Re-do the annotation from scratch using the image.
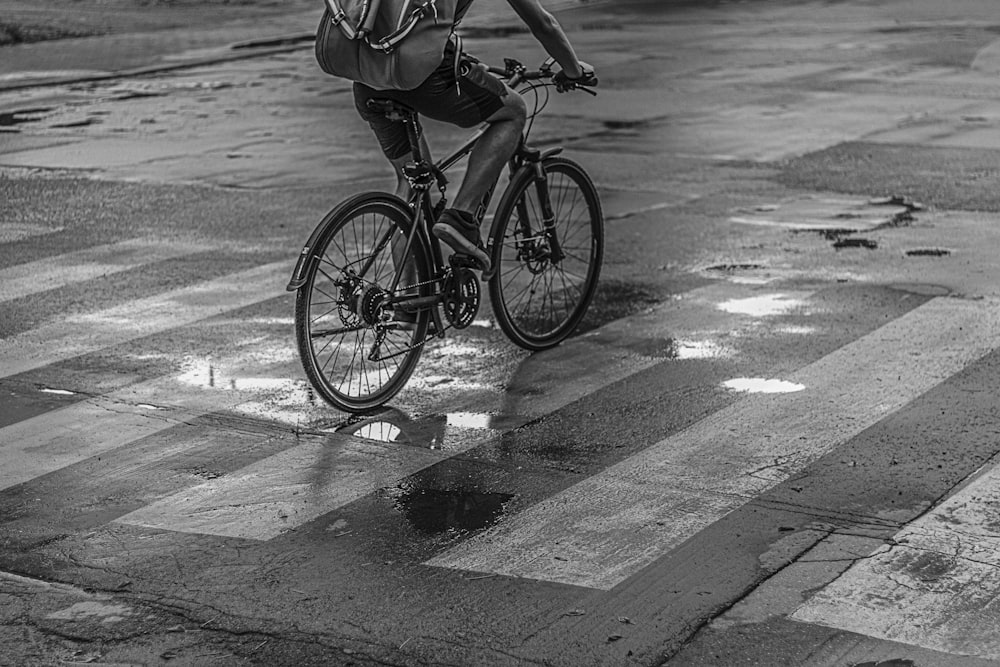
[4,0,1000,665]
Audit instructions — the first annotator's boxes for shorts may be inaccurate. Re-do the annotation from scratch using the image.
[354,42,507,160]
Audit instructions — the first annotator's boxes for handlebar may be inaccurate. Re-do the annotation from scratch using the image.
[481,57,598,95]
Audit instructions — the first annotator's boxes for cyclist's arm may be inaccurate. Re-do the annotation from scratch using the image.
[504,0,583,79]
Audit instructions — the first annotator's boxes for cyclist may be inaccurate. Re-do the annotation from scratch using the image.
[353,0,596,274]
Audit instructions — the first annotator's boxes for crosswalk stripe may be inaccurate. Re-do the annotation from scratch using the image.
[0,261,288,380]
[425,296,1000,590]
[106,284,809,540]
[110,336,668,540]
[0,238,205,302]
[0,378,244,492]
[0,273,814,540]
[113,432,480,540]
[791,458,1000,659]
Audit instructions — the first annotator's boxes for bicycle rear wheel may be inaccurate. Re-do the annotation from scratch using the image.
[293,193,432,412]
[488,156,604,351]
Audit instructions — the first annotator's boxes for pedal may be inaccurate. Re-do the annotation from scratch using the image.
[449,253,483,271]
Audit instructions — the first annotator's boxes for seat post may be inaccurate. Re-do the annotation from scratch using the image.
[404,112,425,163]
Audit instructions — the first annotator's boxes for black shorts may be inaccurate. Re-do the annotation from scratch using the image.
[354,42,507,160]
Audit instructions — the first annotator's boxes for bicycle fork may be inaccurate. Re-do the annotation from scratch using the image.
[517,147,566,265]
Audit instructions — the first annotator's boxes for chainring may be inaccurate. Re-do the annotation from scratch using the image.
[442,267,480,329]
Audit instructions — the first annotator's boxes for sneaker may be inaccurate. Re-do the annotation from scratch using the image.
[432,208,491,274]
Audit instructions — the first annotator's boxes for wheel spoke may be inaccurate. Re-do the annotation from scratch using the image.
[294,197,430,411]
[489,159,602,349]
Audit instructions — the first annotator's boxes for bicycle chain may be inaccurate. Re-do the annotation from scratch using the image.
[342,270,479,362]
[366,276,455,361]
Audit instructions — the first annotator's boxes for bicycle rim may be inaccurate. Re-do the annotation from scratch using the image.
[489,157,604,351]
[294,195,430,412]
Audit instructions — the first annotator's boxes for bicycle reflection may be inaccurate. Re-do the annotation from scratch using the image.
[336,410,514,535]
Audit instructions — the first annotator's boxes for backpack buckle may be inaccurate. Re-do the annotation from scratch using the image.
[330,8,346,25]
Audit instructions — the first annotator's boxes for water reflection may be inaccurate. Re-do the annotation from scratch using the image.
[40,388,77,396]
[392,483,514,536]
[337,409,496,450]
[723,378,805,394]
[717,293,803,317]
[335,409,513,535]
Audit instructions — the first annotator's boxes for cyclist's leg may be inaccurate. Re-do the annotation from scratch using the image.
[431,87,524,273]
[380,49,523,268]
[353,83,433,316]
[452,83,526,214]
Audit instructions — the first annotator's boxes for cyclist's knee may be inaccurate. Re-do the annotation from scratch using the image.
[487,87,527,128]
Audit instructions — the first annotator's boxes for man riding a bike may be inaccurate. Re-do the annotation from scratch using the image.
[352,0,597,274]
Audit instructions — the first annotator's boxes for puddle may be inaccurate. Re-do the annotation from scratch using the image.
[0,107,52,128]
[393,484,514,535]
[717,294,803,317]
[603,119,649,130]
[674,339,729,360]
[906,248,951,257]
[173,358,322,424]
[46,601,132,623]
[723,378,805,394]
[833,237,878,250]
[176,360,298,393]
[775,325,816,335]
[40,387,76,396]
[705,263,767,273]
[349,421,405,444]
[338,411,491,449]
[50,117,102,128]
[580,280,661,333]
[446,412,493,430]
[108,90,167,102]
[793,227,861,239]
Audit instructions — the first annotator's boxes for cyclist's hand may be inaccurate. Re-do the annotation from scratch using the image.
[553,61,597,92]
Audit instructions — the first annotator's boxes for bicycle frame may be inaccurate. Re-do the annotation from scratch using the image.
[288,59,602,410]
[287,71,570,333]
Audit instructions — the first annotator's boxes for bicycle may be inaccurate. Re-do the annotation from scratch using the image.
[286,57,604,413]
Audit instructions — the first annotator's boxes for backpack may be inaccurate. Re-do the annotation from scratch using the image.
[315,0,459,91]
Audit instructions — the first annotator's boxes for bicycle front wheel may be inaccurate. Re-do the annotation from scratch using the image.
[294,194,432,412]
[488,156,604,351]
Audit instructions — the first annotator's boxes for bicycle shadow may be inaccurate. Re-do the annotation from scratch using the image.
[326,343,587,537]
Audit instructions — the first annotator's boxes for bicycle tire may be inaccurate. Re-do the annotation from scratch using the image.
[293,193,432,412]
[487,156,604,351]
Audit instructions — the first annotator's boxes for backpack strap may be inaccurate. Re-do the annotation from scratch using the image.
[358,0,382,38]
[324,0,361,40]
[368,0,441,53]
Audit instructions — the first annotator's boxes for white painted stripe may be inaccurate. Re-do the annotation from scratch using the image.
[0,389,208,492]
[107,283,786,540]
[426,296,1000,590]
[1,280,812,540]
[0,238,204,302]
[114,434,469,540]
[0,223,62,244]
[110,329,674,540]
[791,460,1000,659]
[0,261,288,379]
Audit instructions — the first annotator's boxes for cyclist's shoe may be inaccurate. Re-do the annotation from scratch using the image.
[432,208,491,274]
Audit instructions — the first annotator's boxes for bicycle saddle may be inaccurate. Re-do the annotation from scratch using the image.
[367,98,416,120]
